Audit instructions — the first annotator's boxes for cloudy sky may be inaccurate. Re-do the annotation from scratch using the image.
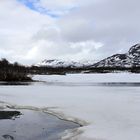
[0,0,139,64]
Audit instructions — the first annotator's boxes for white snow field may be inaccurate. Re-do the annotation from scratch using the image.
[0,73,140,140]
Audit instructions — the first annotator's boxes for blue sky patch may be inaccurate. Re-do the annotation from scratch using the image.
[17,0,60,18]
[17,0,78,18]
[17,0,38,10]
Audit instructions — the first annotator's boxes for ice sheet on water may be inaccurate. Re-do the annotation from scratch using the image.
[33,73,140,87]
[0,103,80,140]
[1,73,140,140]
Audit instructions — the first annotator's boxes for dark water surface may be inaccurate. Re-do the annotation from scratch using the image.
[40,82,140,87]
[0,110,80,140]
[0,82,32,86]
[1,81,140,87]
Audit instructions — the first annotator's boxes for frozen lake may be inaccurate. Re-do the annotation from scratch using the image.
[0,73,140,140]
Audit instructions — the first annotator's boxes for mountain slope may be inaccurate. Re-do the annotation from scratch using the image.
[93,44,140,68]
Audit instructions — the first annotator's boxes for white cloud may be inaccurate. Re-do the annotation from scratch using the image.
[0,0,54,64]
[0,0,140,64]
[22,39,102,63]
[39,0,77,8]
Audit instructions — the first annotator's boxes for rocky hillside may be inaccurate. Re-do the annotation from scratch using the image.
[93,44,140,68]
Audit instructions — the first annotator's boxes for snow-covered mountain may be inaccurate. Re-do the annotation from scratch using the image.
[93,44,140,68]
[36,44,140,69]
[36,59,94,68]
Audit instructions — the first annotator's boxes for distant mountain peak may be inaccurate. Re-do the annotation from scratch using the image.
[128,44,140,58]
[36,59,94,68]
[93,43,140,68]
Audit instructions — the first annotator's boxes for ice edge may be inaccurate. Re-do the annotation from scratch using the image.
[0,101,88,140]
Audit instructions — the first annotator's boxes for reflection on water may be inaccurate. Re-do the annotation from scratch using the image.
[0,109,80,140]
[0,82,32,86]
[41,81,140,87]
[99,82,140,87]
[1,81,140,87]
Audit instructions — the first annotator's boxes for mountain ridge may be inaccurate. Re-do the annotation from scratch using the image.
[93,44,140,68]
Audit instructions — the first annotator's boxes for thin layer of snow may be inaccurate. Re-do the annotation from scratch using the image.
[0,73,140,140]
[34,73,140,83]
[36,59,94,68]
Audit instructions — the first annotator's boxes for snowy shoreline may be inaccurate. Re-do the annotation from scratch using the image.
[0,101,86,139]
